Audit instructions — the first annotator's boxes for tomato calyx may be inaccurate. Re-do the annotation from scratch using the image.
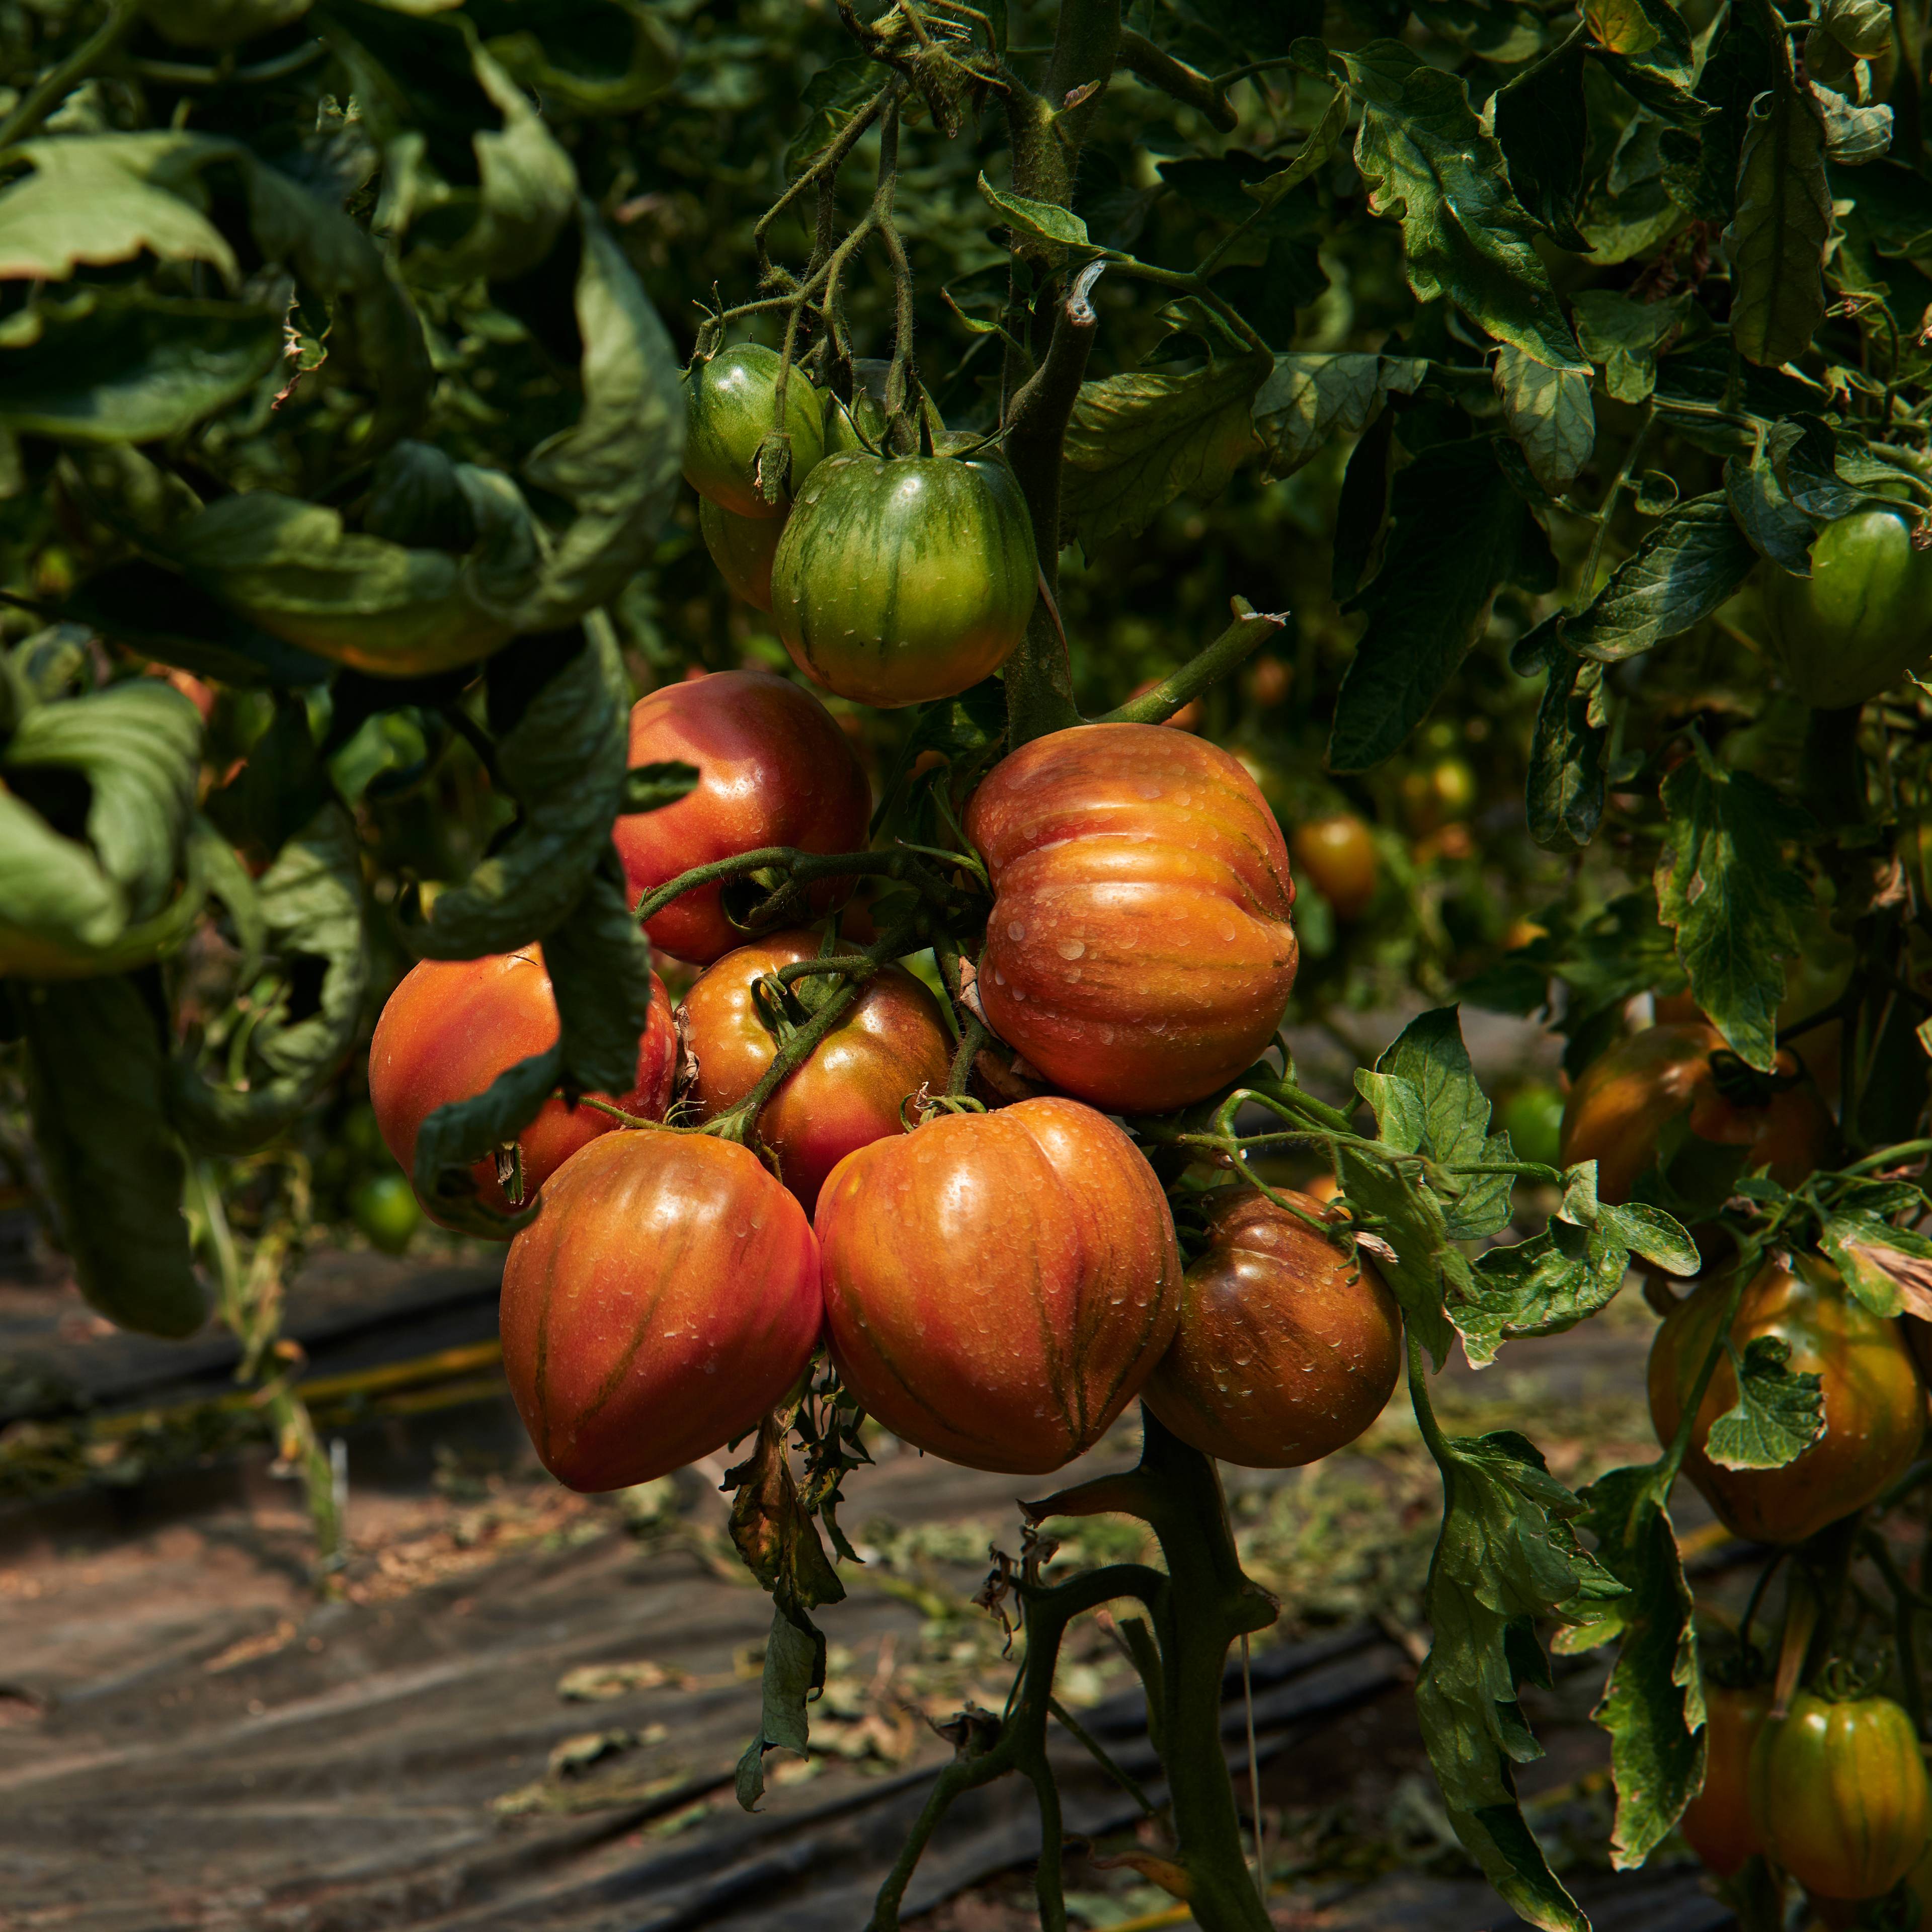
[1708,1048,1807,1107]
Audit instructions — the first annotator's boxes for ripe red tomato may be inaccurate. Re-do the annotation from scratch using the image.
[681,931,952,1213]
[816,1096,1181,1474]
[1141,1185,1399,1468]
[1290,814,1379,922]
[1749,1691,1932,1900]
[965,723,1299,1113]
[368,949,676,1234]
[1648,1252,1924,1545]
[1680,1681,1772,1878]
[501,1131,823,1490]
[683,343,826,519]
[770,450,1038,707]
[1560,1022,1836,1203]
[611,670,871,965]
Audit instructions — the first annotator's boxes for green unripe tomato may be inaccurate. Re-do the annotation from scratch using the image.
[1760,507,1932,709]
[771,450,1038,708]
[698,497,783,612]
[683,344,826,520]
[1499,1083,1565,1169]
[353,1172,421,1255]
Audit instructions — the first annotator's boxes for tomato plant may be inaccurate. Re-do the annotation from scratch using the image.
[770,450,1038,707]
[1750,1691,1932,1901]
[1142,1184,1400,1468]
[1648,1252,1924,1546]
[816,1096,1181,1475]
[612,669,872,964]
[500,1130,823,1492]
[368,949,677,1233]
[680,929,952,1212]
[15,0,1932,1921]
[966,722,1300,1113]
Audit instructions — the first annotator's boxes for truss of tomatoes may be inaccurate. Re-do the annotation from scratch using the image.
[370,643,1408,1489]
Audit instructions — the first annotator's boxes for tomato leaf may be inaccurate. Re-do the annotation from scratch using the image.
[0,677,204,973]
[1338,41,1582,368]
[1819,1213,1932,1318]
[472,0,681,117]
[9,974,207,1338]
[1705,1334,1825,1470]
[620,761,700,814]
[977,174,1100,257]
[414,622,631,959]
[0,288,284,445]
[1337,1147,1459,1366]
[1525,647,1611,853]
[1488,28,1592,253]
[1556,1463,1705,1870]
[1724,430,1819,572]
[1493,346,1595,495]
[1657,6,1781,223]
[1328,438,1555,772]
[736,1602,825,1812]
[67,561,336,689]
[1059,349,1270,548]
[1251,351,1427,483]
[1559,494,1759,663]
[1727,35,1832,367]
[1589,0,1711,125]
[167,806,371,1156]
[1411,1422,1622,1932]
[1654,757,1814,1072]
[1458,1169,1698,1367]
[1570,290,1691,405]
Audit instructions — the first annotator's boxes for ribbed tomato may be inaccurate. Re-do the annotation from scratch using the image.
[1760,507,1932,709]
[1290,814,1379,922]
[699,497,784,611]
[681,931,952,1213]
[1141,1185,1399,1468]
[611,670,871,965]
[965,723,1299,1113]
[1648,1252,1924,1545]
[501,1132,823,1491]
[1680,1681,1772,1878]
[368,949,676,1234]
[683,343,826,519]
[770,450,1038,707]
[816,1097,1181,1474]
[1560,1022,1835,1204]
[1749,1692,1932,1899]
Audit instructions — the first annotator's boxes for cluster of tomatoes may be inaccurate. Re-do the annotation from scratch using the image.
[366,657,1404,1486]
[1562,1018,1932,1907]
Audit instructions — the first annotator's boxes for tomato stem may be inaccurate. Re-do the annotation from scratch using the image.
[1091,599,1285,729]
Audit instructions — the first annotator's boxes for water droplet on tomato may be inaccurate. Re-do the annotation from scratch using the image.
[1056,939,1085,960]
[1008,920,1026,939]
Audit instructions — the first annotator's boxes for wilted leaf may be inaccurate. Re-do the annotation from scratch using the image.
[1815,87,1894,164]
[168,807,370,1155]
[1251,351,1427,480]
[1560,1464,1704,1870]
[1412,1421,1622,1931]
[1654,756,1814,1071]
[736,1603,824,1811]
[1340,41,1581,368]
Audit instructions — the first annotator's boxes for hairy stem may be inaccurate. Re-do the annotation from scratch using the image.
[1094,599,1285,725]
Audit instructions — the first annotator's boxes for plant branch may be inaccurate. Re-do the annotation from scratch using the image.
[1115,29,1235,129]
[0,0,137,149]
[1094,599,1285,725]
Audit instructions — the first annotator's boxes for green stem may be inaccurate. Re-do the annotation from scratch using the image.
[946,1015,987,1096]
[1046,1696,1161,1818]
[1115,30,1234,128]
[631,845,958,929]
[0,0,137,149]
[1658,1248,1760,1492]
[1093,600,1284,725]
